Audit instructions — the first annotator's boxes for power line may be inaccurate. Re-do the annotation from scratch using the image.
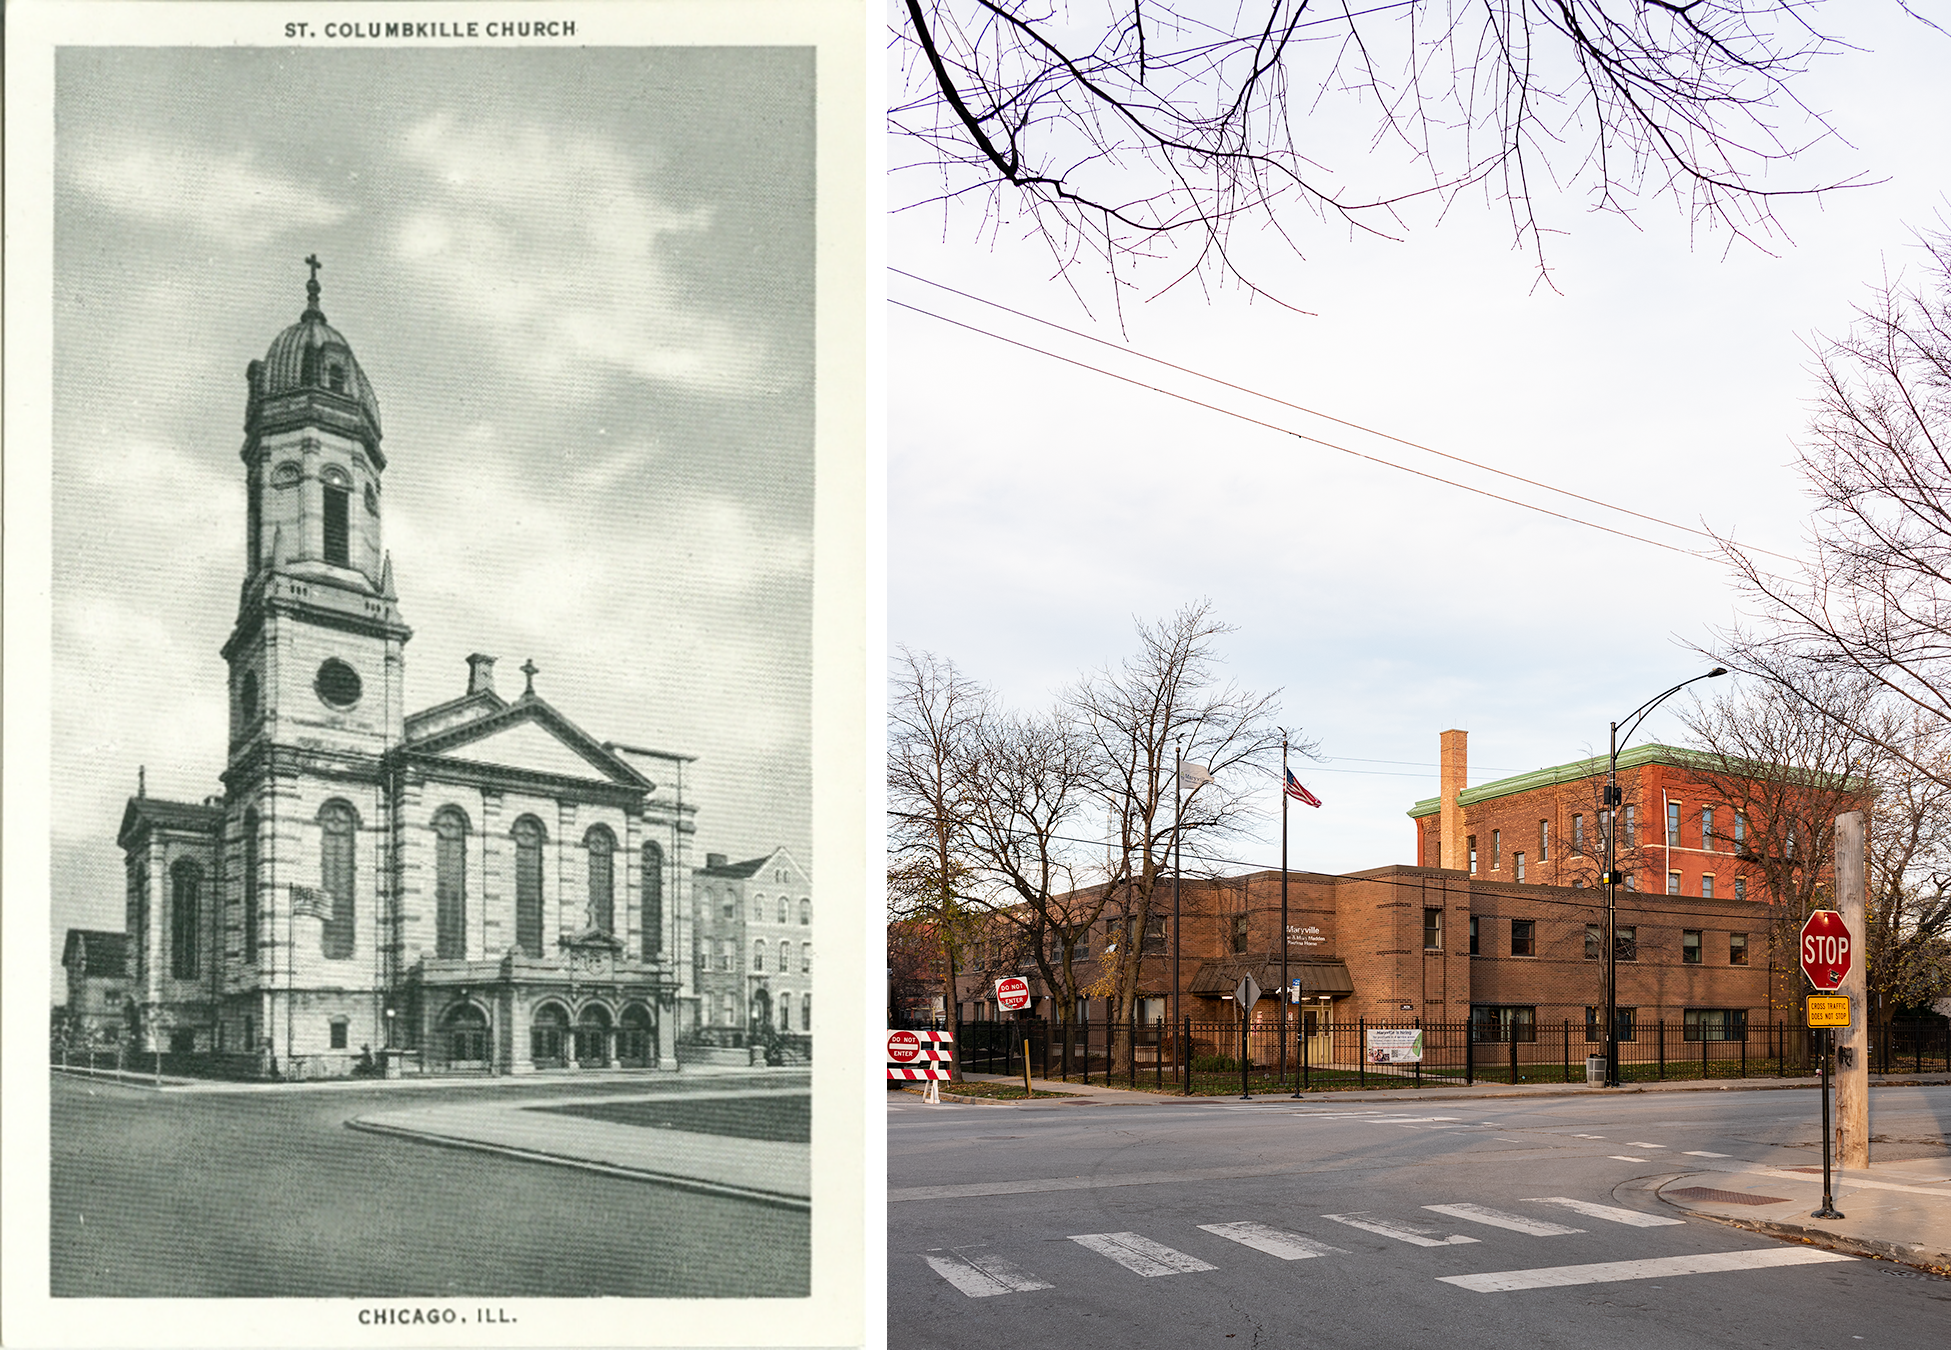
[890,298,1708,561]
[891,268,1802,566]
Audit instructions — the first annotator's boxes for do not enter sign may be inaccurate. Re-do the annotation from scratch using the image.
[995,976,1031,1012]
[1800,910,1852,991]
[887,1030,921,1064]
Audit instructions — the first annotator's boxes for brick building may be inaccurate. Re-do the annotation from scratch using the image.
[691,848,814,1038]
[60,929,132,1047]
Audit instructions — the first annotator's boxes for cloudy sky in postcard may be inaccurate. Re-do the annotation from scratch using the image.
[51,47,815,942]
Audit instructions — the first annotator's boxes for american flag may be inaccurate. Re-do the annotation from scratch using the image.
[289,884,334,919]
[1284,768,1322,808]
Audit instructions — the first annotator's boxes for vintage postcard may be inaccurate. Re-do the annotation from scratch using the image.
[2,3,872,1346]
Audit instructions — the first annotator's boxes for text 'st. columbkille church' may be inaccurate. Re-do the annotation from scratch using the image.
[112,264,730,1077]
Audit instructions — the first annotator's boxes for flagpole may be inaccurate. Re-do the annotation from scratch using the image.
[1280,731,1289,1085]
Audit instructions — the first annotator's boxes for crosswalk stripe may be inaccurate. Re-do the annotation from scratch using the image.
[1068,1232,1217,1277]
[1423,1204,1584,1236]
[1438,1246,1853,1292]
[1609,1155,1648,1162]
[1322,1213,1479,1247]
[1683,1151,1729,1158]
[1198,1222,1346,1260]
[923,1251,1054,1297]
[1624,1142,1666,1149]
[1522,1197,1685,1227]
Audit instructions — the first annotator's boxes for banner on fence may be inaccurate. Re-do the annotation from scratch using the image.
[1364,1028,1424,1064]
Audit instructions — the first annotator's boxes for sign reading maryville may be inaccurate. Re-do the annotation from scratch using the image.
[1805,995,1851,1029]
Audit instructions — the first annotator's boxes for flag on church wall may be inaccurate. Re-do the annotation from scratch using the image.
[1284,769,1322,808]
[289,884,334,919]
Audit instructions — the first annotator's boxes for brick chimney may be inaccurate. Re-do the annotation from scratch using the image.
[705,852,728,869]
[1439,730,1468,871]
[466,653,496,696]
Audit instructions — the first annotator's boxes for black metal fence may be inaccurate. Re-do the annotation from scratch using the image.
[923,1015,1951,1095]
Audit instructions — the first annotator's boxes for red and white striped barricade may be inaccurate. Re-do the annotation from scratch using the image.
[887,1029,953,1103]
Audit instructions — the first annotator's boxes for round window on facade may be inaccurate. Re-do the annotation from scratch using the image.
[315,658,362,709]
[271,461,302,488]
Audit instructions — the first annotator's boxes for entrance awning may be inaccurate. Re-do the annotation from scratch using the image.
[1189,955,1353,997]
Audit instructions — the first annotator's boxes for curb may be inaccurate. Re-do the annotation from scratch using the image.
[1658,1201,1951,1278]
[956,1075,1951,1108]
[344,1118,811,1212]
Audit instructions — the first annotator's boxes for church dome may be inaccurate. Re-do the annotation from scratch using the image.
[245,259,385,459]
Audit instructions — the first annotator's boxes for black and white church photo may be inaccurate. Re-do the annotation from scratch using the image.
[5,8,868,1345]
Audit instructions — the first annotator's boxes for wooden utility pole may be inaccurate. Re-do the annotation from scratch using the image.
[1833,811,1869,1169]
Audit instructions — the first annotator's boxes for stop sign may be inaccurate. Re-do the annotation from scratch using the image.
[887,1030,921,1063]
[995,976,1031,1012]
[1800,910,1852,991]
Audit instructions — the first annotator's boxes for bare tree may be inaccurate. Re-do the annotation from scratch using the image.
[1066,600,1290,1071]
[891,0,1880,299]
[1861,712,1951,1019]
[887,647,990,1077]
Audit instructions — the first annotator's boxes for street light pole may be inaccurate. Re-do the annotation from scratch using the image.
[1602,668,1727,1087]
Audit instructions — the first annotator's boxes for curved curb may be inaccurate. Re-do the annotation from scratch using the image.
[1653,1177,1951,1278]
[345,1118,810,1212]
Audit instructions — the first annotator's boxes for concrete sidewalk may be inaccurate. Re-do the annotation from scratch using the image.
[349,1084,810,1210]
[1656,1155,1951,1272]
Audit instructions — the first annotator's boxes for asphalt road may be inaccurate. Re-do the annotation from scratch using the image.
[888,1085,1951,1349]
[51,1072,808,1298]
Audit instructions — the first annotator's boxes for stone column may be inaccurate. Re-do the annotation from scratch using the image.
[656,995,678,1071]
[1833,810,1870,1169]
[506,993,532,1075]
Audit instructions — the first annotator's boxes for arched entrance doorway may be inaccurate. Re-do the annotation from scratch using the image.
[618,1004,655,1067]
[574,1004,613,1068]
[444,1002,490,1069]
[530,1002,569,1069]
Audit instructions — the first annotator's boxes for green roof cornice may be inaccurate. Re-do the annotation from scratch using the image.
[1406,743,1706,818]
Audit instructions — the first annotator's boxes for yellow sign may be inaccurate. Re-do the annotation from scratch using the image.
[1806,995,1851,1028]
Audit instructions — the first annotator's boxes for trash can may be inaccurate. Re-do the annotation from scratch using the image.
[1585,1055,1606,1085]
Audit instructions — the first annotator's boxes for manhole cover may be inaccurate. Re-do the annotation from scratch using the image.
[1665,1187,1792,1206]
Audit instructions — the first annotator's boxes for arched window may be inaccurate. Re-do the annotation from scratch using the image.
[170,860,201,980]
[752,896,763,923]
[433,807,469,959]
[801,993,811,1029]
[779,941,792,976]
[530,1002,568,1067]
[641,841,664,960]
[753,939,766,973]
[722,994,736,1026]
[443,1002,489,1066]
[778,897,788,924]
[801,944,811,975]
[779,997,791,1032]
[242,810,259,964]
[715,938,729,972]
[800,898,811,926]
[318,801,357,959]
[129,865,148,981]
[512,816,546,957]
[584,825,615,934]
[321,467,351,567]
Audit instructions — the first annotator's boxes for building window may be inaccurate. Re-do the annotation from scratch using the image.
[753,940,766,973]
[1491,829,1501,869]
[1685,1008,1748,1042]
[801,992,811,1029]
[779,941,793,976]
[1682,929,1702,964]
[1467,835,1478,873]
[1585,924,1602,960]
[1624,805,1637,848]
[1511,919,1535,957]
[1667,801,1682,848]
[1585,1006,1637,1043]
[779,997,791,1032]
[318,801,357,960]
[1729,932,1749,964]
[1514,852,1526,883]
[1701,874,1714,899]
[1539,819,1549,861]
[1667,872,1681,895]
[1468,916,1479,955]
[170,860,201,981]
[433,807,468,960]
[1614,926,1637,961]
[1625,872,1637,891]
[1735,876,1747,902]
[585,824,615,934]
[323,481,350,566]
[329,1018,349,1050]
[1735,813,1747,851]
[642,842,664,960]
[802,945,811,974]
[1230,913,1249,953]
[512,815,546,958]
[1701,806,1715,851]
[1423,907,1442,951]
[723,894,736,920]
[715,939,729,972]
[800,898,811,925]
[243,809,259,965]
[1470,1005,1536,1043]
[778,896,789,924]
[1572,813,1584,852]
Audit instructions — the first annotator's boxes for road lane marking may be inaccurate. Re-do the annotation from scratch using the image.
[922,1251,1054,1297]
[1609,1156,1648,1162]
[1438,1246,1853,1292]
[1068,1233,1217,1277]
[1572,1135,1604,1139]
[1198,1222,1346,1260]
[1322,1213,1480,1247]
[1624,1142,1666,1149]
[1423,1204,1583,1236]
[1523,1197,1685,1227]
[1683,1151,1729,1158]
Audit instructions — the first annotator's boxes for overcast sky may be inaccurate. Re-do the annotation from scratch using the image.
[51,47,815,960]
[888,6,1951,883]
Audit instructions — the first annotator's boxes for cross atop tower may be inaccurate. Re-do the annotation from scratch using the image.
[521,659,539,697]
[304,254,323,315]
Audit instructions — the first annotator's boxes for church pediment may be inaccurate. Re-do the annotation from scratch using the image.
[402,697,651,790]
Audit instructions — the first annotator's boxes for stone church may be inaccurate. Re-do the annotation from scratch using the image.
[113,264,703,1077]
